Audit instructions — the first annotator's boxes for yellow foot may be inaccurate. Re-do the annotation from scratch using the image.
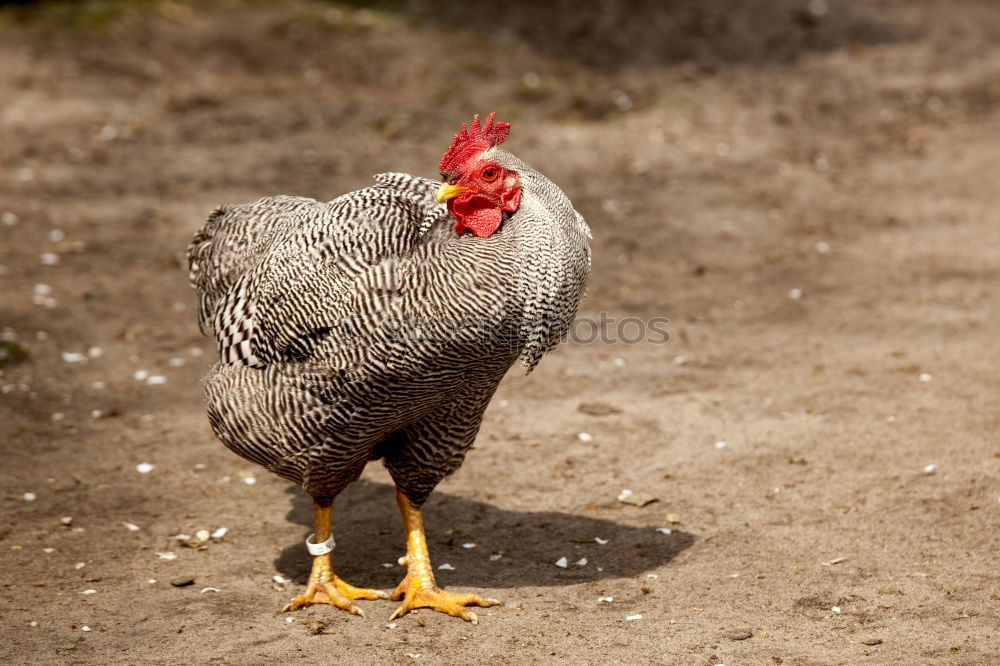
[389,578,499,624]
[283,554,387,616]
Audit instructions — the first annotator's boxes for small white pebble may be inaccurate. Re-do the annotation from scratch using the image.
[195,529,210,542]
[91,410,103,419]
[173,534,191,541]
[42,547,55,554]
[574,558,588,566]
[788,288,803,300]
[919,373,932,382]
[405,654,421,660]
[655,527,672,535]
[189,347,203,356]
[673,355,687,365]
[81,626,91,632]
[462,542,476,549]
[554,557,568,569]
[2,211,18,226]
[626,614,643,621]
[148,579,156,584]
[438,563,455,571]
[285,617,294,624]
[133,370,149,381]
[97,124,118,140]
[146,375,167,385]
[381,562,394,568]
[82,589,96,595]
[211,527,228,539]
[243,476,256,485]
[617,489,634,502]
[48,229,65,242]
[136,463,154,474]
[714,440,727,449]
[40,252,60,266]
[815,241,831,254]
[75,562,86,570]
[200,587,221,594]
[30,621,38,627]
[598,596,614,603]
[157,552,177,560]
[23,492,36,502]
[62,352,87,363]
[272,574,290,584]
[168,357,185,367]
[923,464,937,475]
[489,553,502,561]
[646,574,659,579]
[91,381,106,390]
[123,522,140,532]
[594,537,609,545]
[387,623,397,629]
[577,432,593,442]
[60,516,73,526]
[51,412,64,422]
[34,283,52,295]
[613,357,625,367]
[88,347,103,358]
[832,606,841,613]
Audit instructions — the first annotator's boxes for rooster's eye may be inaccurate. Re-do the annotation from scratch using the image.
[482,168,497,180]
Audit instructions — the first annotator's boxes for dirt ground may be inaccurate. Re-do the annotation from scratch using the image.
[1,1,998,663]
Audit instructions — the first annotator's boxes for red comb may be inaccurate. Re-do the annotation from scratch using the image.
[439,113,511,175]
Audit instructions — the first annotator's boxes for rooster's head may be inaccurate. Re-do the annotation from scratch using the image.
[436,113,522,238]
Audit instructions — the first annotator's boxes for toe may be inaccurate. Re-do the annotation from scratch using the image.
[449,593,500,608]
[333,577,389,601]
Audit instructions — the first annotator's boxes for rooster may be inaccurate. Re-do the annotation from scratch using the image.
[187,114,591,623]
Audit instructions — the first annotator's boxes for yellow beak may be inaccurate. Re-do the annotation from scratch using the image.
[435,182,472,203]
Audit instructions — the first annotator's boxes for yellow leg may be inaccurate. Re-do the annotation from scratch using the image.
[283,500,387,616]
[389,489,499,624]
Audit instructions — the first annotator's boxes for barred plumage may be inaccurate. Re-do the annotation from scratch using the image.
[187,150,590,506]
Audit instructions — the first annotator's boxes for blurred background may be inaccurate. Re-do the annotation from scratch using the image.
[1,1,998,663]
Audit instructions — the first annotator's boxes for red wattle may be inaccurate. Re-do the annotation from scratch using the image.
[450,193,504,238]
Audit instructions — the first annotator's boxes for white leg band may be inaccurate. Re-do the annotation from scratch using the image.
[305,533,335,556]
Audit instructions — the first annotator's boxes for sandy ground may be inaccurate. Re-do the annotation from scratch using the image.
[1,1,999,663]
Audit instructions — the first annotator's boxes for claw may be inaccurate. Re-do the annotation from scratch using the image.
[388,586,500,623]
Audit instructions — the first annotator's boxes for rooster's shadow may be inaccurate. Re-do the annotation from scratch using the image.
[274,479,693,589]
